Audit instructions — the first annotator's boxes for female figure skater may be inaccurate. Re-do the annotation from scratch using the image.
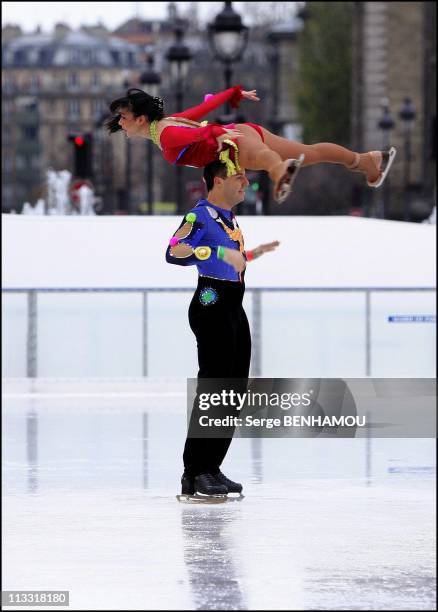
[106,85,396,204]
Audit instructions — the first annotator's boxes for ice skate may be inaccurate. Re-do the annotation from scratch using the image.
[213,470,245,500]
[348,147,397,188]
[180,472,195,495]
[176,472,229,504]
[273,154,305,204]
[176,493,229,504]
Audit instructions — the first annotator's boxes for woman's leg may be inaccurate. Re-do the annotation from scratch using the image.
[259,127,382,183]
[234,123,390,197]
[235,123,381,185]
[234,124,286,183]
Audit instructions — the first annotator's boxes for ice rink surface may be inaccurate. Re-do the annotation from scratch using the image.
[2,387,436,611]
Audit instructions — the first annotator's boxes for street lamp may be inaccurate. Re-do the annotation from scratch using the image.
[208,1,248,115]
[140,54,161,215]
[377,99,395,219]
[399,97,416,221]
[266,22,300,134]
[265,20,301,215]
[166,19,193,213]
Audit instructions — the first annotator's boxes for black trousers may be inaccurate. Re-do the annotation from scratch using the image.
[183,276,252,478]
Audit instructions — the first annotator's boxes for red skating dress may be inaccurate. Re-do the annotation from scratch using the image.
[156,85,264,173]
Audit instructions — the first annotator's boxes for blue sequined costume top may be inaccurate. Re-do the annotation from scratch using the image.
[165,199,245,282]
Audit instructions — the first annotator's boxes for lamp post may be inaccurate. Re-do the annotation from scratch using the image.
[399,97,416,221]
[377,99,395,219]
[166,19,193,214]
[208,1,248,117]
[265,21,301,214]
[266,23,300,133]
[140,54,161,215]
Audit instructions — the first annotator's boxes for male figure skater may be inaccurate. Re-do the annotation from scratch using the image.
[166,160,279,499]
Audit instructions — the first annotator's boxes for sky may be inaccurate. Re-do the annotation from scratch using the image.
[2,2,242,32]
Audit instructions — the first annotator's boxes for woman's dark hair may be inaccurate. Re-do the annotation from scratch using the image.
[105,88,165,133]
[203,160,228,191]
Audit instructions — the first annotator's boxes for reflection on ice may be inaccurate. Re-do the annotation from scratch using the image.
[26,410,38,493]
[142,412,148,490]
[181,508,247,610]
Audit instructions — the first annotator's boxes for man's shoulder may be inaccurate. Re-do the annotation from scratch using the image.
[188,200,219,223]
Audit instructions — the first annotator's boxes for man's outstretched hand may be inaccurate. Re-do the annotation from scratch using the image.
[250,241,280,259]
[221,241,280,272]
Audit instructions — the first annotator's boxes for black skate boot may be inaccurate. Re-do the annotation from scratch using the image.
[194,472,228,496]
[213,470,243,496]
[176,472,227,503]
[181,472,195,495]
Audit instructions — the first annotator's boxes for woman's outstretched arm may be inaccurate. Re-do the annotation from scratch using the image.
[172,86,259,121]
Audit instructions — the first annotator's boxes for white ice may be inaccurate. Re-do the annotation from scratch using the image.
[2,386,436,611]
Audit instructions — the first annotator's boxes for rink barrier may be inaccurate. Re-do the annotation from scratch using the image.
[2,286,435,378]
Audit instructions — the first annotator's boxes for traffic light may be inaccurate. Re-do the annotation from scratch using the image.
[67,132,93,178]
[245,171,262,202]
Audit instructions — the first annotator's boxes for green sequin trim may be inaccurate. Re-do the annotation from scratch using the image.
[150,119,159,147]
[199,287,218,306]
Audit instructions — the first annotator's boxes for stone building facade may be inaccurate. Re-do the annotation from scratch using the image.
[351,1,436,219]
[2,25,144,213]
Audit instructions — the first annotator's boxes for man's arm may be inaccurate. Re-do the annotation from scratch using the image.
[165,211,210,266]
[245,241,280,262]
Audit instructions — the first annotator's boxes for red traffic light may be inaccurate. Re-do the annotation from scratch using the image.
[74,136,85,146]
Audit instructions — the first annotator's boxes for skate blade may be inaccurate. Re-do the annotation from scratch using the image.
[369,146,397,188]
[176,494,228,504]
[275,154,305,204]
[225,493,245,502]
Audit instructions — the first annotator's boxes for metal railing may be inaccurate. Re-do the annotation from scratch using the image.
[2,287,435,378]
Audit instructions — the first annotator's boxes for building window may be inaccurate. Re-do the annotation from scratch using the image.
[14,50,27,65]
[68,72,79,90]
[82,49,91,64]
[22,126,38,140]
[39,49,50,65]
[70,49,81,63]
[91,72,100,88]
[67,99,81,119]
[110,51,120,65]
[91,99,105,119]
[29,74,40,92]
